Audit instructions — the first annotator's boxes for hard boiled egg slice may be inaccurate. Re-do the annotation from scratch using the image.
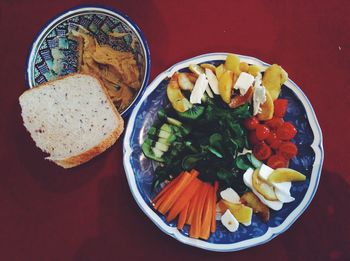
[243,168,283,211]
[221,209,239,232]
[273,182,295,203]
[220,188,240,203]
[259,164,295,203]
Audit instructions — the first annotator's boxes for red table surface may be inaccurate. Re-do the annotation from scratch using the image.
[1,0,349,260]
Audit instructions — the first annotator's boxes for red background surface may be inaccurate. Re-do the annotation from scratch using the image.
[1,0,349,260]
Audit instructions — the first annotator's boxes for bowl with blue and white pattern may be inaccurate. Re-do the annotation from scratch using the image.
[26,6,151,117]
[123,53,323,251]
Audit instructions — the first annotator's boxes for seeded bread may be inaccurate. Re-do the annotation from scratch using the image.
[19,74,124,168]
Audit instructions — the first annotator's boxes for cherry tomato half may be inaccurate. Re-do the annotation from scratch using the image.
[276,122,297,140]
[265,131,282,149]
[243,117,259,130]
[267,154,288,169]
[265,117,284,130]
[256,124,271,141]
[273,99,288,117]
[253,142,272,160]
[278,142,298,160]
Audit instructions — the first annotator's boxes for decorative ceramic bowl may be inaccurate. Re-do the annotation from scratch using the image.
[123,53,324,251]
[26,6,151,117]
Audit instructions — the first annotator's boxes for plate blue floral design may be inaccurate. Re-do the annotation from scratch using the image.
[123,53,323,251]
[26,6,151,117]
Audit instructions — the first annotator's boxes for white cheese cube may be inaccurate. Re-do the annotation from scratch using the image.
[220,188,240,203]
[258,164,274,181]
[221,209,239,232]
[233,72,255,95]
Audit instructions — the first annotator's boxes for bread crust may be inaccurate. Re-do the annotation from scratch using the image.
[20,73,124,168]
[50,116,123,168]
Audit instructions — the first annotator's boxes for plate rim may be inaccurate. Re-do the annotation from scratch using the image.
[123,52,324,252]
[25,4,151,118]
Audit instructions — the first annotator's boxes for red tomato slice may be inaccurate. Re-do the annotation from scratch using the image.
[267,154,288,169]
[278,142,298,160]
[276,122,297,140]
[243,117,259,130]
[253,142,272,160]
[256,124,271,141]
[265,117,284,130]
[273,99,288,117]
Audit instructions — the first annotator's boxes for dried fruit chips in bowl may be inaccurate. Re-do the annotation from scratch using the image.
[26,6,151,116]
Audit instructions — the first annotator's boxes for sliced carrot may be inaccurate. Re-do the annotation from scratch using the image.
[154,179,179,210]
[153,172,183,205]
[189,182,210,239]
[166,177,201,222]
[177,201,190,230]
[186,182,202,225]
[190,169,199,176]
[158,171,197,214]
[199,185,213,240]
[210,181,219,233]
[154,172,189,211]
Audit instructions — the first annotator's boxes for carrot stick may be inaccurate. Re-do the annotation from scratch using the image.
[186,182,202,225]
[153,172,184,205]
[190,169,199,176]
[210,181,219,233]
[166,177,201,222]
[154,179,179,210]
[155,172,190,209]
[199,185,213,240]
[177,201,190,230]
[189,182,210,239]
[158,171,197,215]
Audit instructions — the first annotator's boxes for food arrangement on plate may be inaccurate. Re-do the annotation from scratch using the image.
[140,53,307,239]
[20,6,323,253]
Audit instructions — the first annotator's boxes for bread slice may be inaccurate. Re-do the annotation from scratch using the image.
[19,74,124,168]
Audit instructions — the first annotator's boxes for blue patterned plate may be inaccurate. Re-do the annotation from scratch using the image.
[123,53,323,251]
[26,6,151,117]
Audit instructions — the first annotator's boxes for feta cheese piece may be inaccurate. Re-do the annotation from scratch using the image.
[190,73,208,104]
[253,84,266,115]
[243,168,283,210]
[205,68,219,95]
[254,72,262,89]
[221,209,239,232]
[233,72,255,95]
[220,188,240,203]
[258,164,274,181]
